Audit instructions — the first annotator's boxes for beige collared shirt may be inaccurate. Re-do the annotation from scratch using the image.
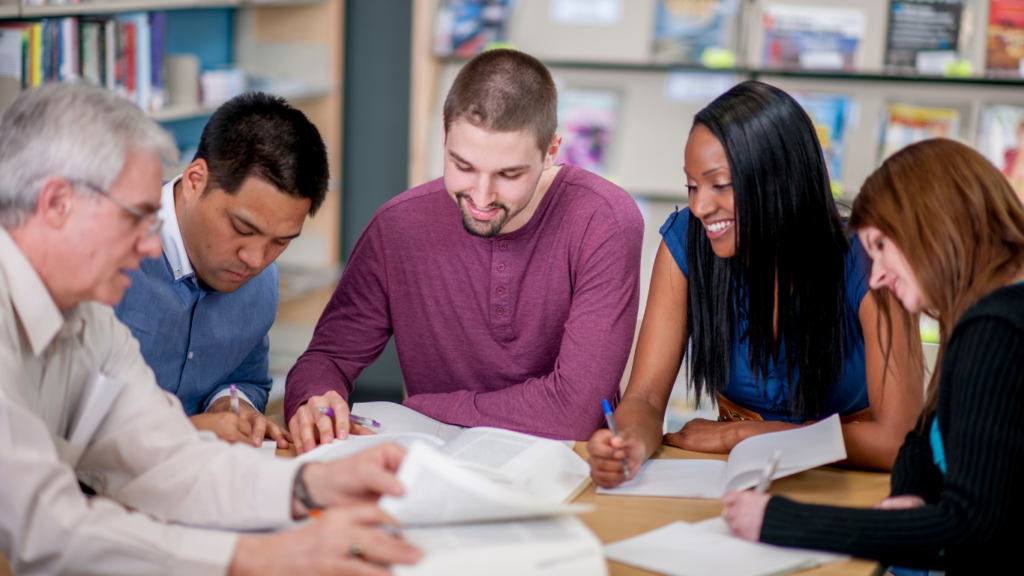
[0,227,300,575]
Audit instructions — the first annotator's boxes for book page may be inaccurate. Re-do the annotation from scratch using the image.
[604,520,836,576]
[394,516,606,576]
[352,401,464,441]
[595,459,728,498]
[379,443,588,526]
[295,432,444,464]
[723,414,846,493]
[438,427,590,504]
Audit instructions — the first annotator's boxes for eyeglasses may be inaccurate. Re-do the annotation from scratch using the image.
[67,179,163,238]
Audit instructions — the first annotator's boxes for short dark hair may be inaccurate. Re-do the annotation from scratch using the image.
[442,49,557,153]
[686,81,851,419]
[194,92,329,215]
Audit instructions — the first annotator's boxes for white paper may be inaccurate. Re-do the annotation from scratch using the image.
[395,516,606,576]
[604,519,846,576]
[439,427,590,504]
[68,370,128,445]
[664,72,738,104]
[0,30,22,80]
[598,415,845,498]
[694,517,848,567]
[352,401,464,441]
[380,443,589,526]
[915,50,956,76]
[296,432,444,464]
[550,0,622,25]
[597,459,727,498]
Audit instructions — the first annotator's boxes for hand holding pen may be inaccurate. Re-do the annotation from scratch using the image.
[721,449,782,541]
[601,399,631,479]
[316,407,382,431]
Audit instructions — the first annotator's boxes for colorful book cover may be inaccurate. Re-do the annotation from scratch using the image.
[978,105,1024,197]
[885,0,965,74]
[762,4,865,72]
[434,0,511,58]
[879,103,960,163]
[149,11,165,111]
[555,88,619,176]
[652,0,739,64]
[792,93,853,192]
[987,0,1024,77]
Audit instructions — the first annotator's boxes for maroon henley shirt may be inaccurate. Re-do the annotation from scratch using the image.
[284,165,644,440]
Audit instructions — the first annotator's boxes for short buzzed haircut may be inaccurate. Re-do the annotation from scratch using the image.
[443,49,557,154]
[194,92,329,216]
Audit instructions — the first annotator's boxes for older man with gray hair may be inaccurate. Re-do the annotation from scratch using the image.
[0,84,420,575]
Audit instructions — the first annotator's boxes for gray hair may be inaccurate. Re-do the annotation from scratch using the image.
[0,83,179,229]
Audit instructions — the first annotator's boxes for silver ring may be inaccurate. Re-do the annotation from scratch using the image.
[349,542,365,558]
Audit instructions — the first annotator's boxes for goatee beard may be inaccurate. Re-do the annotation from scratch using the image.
[457,193,510,238]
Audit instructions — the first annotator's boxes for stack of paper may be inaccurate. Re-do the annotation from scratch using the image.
[604,517,847,576]
[597,414,846,499]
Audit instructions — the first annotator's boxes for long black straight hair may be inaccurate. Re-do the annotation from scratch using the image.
[686,81,851,419]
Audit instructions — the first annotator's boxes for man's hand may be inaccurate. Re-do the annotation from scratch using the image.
[875,494,926,510]
[190,412,257,446]
[663,419,745,454]
[294,443,407,517]
[721,491,771,541]
[587,428,649,488]
[206,396,293,448]
[289,391,375,455]
[228,505,421,576]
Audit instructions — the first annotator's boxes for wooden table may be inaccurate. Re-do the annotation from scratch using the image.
[571,443,890,576]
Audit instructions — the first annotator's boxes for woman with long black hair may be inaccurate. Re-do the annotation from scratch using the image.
[588,81,923,485]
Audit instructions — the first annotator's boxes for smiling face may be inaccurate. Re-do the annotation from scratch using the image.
[442,118,559,238]
[176,160,310,293]
[685,124,737,258]
[858,226,929,312]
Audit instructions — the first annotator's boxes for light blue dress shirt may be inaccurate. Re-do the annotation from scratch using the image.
[114,177,279,415]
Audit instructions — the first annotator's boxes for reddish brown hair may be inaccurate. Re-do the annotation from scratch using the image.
[442,49,557,154]
[850,138,1024,418]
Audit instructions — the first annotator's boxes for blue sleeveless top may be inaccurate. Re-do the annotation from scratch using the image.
[660,207,872,423]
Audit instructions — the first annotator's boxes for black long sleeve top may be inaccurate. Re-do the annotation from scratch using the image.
[759,283,1024,574]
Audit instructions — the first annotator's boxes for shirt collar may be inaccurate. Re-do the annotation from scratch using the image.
[0,226,68,356]
[159,175,195,282]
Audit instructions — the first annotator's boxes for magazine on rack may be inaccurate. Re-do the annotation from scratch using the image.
[555,88,619,176]
[987,0,1024,78]
[651,0,740,64]
[884,0,965,75]
[433,0,512,57]
[978,104,1024,196]
[793,92,854,193]
[761,4,865,72]
[879,103,960,162]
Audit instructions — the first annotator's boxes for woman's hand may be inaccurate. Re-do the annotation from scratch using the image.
[587,428,649,488]
[874,494,925,510]
[721,491,771,541]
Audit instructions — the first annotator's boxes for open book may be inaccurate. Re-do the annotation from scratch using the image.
[297,402,592,521]
[597,414,846,499]
[604,516,846,576]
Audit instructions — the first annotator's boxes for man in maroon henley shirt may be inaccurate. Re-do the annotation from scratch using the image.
[285,49,644,451]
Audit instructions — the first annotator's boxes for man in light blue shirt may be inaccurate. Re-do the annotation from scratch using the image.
[115,92,329,447]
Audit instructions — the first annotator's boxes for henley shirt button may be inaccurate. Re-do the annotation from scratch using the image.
[496,287,505,295]
[496,308,505,315]
[497,264,505,272]
[187,351,194,360]
[499,243,508,251]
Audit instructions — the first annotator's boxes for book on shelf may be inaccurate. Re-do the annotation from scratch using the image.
[555,88,619,177]
[793,92,853,195]
[651,0,740,64]
[879,103,960,163]
[978,104,1024,197]
[433,0,512,58]
[884,0,966,75]
[987,0,1024,78]
[0,12,166,114]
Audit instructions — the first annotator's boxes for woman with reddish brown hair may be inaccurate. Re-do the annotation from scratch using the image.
[722,138,1024,575]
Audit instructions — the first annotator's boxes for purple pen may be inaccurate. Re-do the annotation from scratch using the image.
[315,407,382,429]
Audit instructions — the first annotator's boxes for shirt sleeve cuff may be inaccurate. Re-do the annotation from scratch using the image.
[205,388,255,413]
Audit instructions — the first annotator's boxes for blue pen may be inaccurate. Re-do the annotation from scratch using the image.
[601,399,631,479]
